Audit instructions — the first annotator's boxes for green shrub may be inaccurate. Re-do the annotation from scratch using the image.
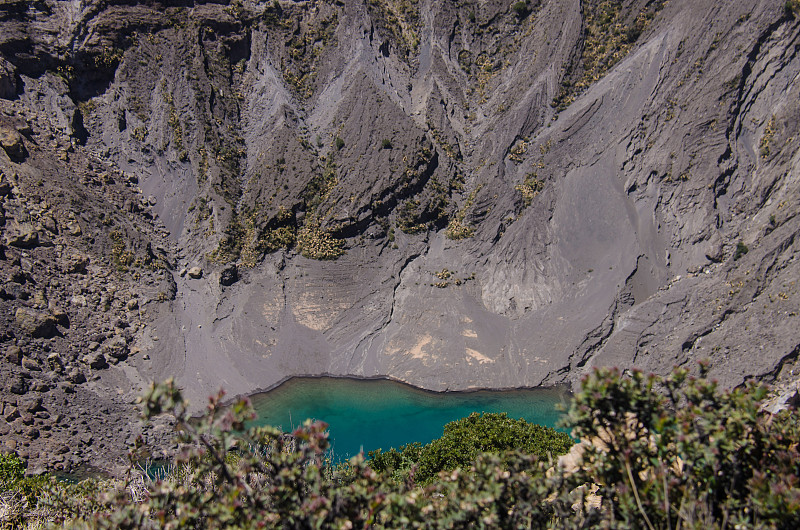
[370,412,573,484]
[381,138,392,149]
[296,219,345,260]
[512,1,528,17]
[734,241,749,260]
[0,452,54,526]
[515,172,544,208]
[0,452,25,491]
[564,365,800,527]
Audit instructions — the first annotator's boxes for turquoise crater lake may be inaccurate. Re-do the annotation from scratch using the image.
[248,377,571,460]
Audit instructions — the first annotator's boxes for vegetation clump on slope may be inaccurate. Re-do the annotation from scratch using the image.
[369,412,572,484]
[2,366,799,528]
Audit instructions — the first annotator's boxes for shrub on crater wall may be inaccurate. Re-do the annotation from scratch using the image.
[734,241,749,260]
[296,218,345,260]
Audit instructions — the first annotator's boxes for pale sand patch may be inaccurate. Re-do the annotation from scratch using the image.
[293,293,350,331]
[293,303,333,331]
[409,334,433,360]
[261,297,283,321]
[466,348,494,364]
[462,329,478,338]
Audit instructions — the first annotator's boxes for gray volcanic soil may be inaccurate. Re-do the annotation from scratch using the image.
[1,0,800,474]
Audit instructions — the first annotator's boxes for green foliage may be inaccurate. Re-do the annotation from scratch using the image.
[396,199,427,234]
[565,366,800,528]
[734,241,749,260]
[365,0,422,59]
[334,136,345,150]
[369,412,573,484]
[210,210,265,265]
[296,216,345,260]
[109,230,135,272]
[786,0,800,18]
[280,11,338,98]
[515,172,544,208]
[512,1,528,17]
[0,452,54,527]
[261,225,296,253]
[445,184,482,240]
[6,367,800,528]
[303,156,338,212]
[381,138,393,149]
[0,452,25,492]
[552,0,666,111]
[295,156,347,260]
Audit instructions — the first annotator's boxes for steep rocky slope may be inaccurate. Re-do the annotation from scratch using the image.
[1,0,799,474]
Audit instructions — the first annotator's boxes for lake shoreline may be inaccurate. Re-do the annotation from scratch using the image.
[218,372,574,412]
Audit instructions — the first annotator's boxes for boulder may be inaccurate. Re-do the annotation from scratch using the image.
[41,216,57,234]
[0,125,26,161]
[8,376,26,395]
[0,172,10,197]
[0,56,16,99]
[66,221,82,236]
[48,304,69,327]
[103,335,129,361]
[20,396,43,413]
[30,380,50,393]
[83,352,108,370]
[5,345,21,364]
[7,266,28,284]
[61,253,89,274]
[67,369,86,384]
[5,223,39,248]
[21,356,41,371]
[705,233,724,263]
[15,308,58,338]
[187,266,203,279]
[220,264,239,286]
[47,352,64,372]
[4,405,19,422]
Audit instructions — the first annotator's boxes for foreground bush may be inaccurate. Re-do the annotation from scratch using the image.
[564,365,800,528]
[2,365,799,528]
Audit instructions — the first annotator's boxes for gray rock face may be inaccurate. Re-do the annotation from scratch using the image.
[0,0,799,475]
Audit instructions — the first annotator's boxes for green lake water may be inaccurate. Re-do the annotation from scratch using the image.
[248,377,571,460]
